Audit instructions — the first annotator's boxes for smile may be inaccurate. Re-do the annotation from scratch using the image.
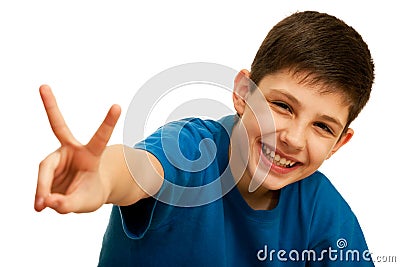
[261,143,297,168]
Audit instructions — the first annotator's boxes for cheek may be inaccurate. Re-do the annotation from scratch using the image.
[243,96,275,134]
[307,139,336,163]
[242,113,262,138]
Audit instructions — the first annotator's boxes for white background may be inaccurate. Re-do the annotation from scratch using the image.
[1,1,399,266]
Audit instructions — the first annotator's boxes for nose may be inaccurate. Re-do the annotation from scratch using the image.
[279,121,306,151]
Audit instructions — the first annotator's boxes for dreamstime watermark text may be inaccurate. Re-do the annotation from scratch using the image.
[256,238,393,263]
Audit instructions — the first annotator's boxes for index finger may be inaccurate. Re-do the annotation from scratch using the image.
[39,85,76,144]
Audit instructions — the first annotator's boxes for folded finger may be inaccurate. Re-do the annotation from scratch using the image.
[35,151,60,212]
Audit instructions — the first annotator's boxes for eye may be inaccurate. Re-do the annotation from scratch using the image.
[272,101,292,113]
[314,122,333,134]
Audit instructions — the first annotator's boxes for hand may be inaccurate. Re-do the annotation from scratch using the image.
[34,85,121,214]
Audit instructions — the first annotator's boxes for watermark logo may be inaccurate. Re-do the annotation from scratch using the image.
[123,62,275,207]
[336,238,348,249]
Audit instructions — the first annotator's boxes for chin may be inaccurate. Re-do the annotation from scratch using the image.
[253,175,283,190]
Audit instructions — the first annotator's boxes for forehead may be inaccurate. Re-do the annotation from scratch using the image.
[257,70,350,103]
[261,67,348,90]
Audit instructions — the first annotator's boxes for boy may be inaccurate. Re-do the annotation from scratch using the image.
[35,11,375,266]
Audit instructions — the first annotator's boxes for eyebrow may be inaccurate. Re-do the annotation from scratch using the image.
[269,88,301,107]
[268,88,345,129]
[319,114,344,129]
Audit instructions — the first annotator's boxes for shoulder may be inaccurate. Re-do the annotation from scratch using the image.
[137,116,232,148]
[133,115,233,187]
[297,171,354,219]
[163,116,228,133]
[300,171,348,204]
[135,115,233,165]
[294,172,368,249]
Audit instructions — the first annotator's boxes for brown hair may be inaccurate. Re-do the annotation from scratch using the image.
[250,11,374,129]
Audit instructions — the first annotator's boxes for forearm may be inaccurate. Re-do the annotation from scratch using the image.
[100,144,164,206]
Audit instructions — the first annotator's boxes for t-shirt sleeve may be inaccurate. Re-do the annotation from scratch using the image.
[118,117,228,239]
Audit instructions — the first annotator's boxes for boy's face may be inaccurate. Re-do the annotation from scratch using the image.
[232,69,353,191]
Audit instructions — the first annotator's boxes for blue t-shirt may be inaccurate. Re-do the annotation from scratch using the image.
[98,115,373,266]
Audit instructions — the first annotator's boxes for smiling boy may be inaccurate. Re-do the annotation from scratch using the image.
[35,11,374,266]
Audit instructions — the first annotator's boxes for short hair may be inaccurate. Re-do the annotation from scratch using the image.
[250,11,375,129]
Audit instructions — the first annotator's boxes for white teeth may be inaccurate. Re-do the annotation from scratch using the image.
[261,143,296,168]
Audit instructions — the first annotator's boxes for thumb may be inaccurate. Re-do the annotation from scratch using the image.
[45,191,103,214]
[44,193,79,214]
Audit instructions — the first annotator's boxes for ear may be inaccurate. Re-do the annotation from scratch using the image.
[326,128,354,159]
[233,69,251,117]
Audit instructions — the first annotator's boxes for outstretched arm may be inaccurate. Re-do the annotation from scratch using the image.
[34,85,163,214]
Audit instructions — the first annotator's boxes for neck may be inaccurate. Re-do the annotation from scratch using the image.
[234,167,280,210]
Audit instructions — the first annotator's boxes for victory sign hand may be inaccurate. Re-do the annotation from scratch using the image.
[34,85,121,214]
